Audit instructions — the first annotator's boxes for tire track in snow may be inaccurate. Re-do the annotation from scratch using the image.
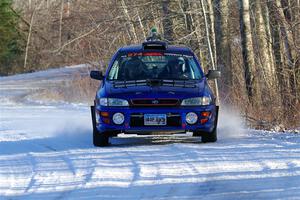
[171,143,220,195]
[24,153,37,194]
[127,150,142,186]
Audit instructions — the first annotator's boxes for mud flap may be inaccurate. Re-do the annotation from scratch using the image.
[91,106,97,133]
[215,106,219,129]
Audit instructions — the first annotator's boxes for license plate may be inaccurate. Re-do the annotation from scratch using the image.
[144,114,167,126]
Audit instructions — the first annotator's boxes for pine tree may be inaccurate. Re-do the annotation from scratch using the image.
[0,0,23,75]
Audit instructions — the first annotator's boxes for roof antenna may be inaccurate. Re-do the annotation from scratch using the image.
[146,27,162,41]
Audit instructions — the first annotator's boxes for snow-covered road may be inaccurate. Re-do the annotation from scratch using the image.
[1,67,300,200]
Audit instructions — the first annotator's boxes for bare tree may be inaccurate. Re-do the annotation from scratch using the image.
[162,0,174,42]
[24,2,43,70]
[121,0,138,43]
[214,0,232,101]
[268,0,298,106]
[277,0,298,104]
[200,0,219,103]
[239,0,261,106]
[207,0,216,65]
[254,0,279,104]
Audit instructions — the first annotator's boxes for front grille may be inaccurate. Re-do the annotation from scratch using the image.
[130,113,181,127]
[131,99,179,107]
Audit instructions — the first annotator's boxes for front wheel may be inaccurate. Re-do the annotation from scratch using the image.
[91,106,109,147]
[193,105,219,143]
[201,128,217,143]
[93,131,109,147]
[192,128,217,143]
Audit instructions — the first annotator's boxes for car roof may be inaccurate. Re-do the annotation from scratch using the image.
[119,44,194,56]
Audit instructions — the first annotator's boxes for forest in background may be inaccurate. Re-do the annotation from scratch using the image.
[0,0,299,129]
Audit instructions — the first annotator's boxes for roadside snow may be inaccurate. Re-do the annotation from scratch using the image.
[0,67,300,200]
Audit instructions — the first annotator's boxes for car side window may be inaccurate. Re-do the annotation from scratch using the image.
[108,60,119,80]
[188,59,202,79]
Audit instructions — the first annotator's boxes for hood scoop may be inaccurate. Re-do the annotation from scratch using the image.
[113,80,147,88]
[147,79,162,87]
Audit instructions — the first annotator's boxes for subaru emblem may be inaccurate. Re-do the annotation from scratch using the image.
[152,100,159,104]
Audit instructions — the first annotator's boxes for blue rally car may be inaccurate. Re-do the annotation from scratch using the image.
[90,38,220,146]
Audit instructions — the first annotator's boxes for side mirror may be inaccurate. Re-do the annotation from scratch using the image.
[90,70,104,80]
[206,70,221,80]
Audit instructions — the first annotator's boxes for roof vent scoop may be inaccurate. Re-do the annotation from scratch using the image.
[143,27,167,50]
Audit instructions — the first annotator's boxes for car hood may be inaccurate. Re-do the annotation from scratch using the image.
[104,80,206,99]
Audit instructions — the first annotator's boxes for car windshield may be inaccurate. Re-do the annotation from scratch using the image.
[107,52,203,81]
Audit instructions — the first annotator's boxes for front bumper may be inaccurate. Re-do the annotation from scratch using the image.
[95,105,217,135]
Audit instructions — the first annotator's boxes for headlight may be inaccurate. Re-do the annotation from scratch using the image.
[181,96,212,106]
[99,98,129,106]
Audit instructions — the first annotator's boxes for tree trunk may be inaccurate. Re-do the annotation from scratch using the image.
[136,10,146,40]
[188,2,204,63]
[254,0,278,96]
[214,0,232,100]
[200,0,219,104]
[274,0,297,105]
[268,1,287,109]
[239,0,261,106]
[121,0,138,43]
[261,3,276,80]
[291,0,300,102]
[200,0,214,69]
[279,0,298,104]
[180,0,192,33]
[24,7,36,70]
[162,0,174,42]
[207,0,216,65]
[59,0,64,48]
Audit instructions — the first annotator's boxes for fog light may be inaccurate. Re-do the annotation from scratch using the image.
[113,112,124,125]
[186,112,198,125]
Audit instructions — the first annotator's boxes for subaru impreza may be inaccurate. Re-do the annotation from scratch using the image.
[90,40,220,146]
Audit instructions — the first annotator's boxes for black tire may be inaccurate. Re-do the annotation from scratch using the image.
[201,128,217,143]
[93,130,109,147]
[192,129,217,142]
[91,106,109,147]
